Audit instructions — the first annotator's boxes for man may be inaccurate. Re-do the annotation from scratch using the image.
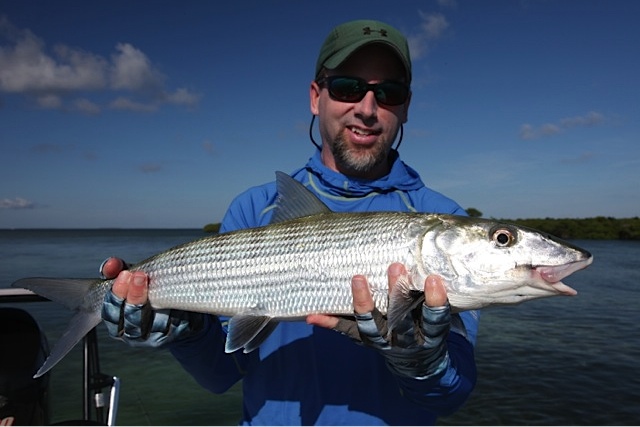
[101,19,478,425]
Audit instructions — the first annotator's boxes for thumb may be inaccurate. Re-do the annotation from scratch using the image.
[425,275,448,307]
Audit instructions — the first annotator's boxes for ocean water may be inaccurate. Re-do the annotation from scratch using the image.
[0,230,638,425]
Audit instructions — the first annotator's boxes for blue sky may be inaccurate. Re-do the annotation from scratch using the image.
[1,0,638,228]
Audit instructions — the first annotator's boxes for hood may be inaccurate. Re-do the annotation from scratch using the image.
[292,150,425,198]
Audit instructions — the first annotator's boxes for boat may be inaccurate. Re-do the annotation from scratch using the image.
[0,288,120,426]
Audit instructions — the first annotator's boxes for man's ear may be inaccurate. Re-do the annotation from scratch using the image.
[310,81,321,115]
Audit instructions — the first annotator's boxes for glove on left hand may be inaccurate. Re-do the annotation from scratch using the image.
[333,303,451,380]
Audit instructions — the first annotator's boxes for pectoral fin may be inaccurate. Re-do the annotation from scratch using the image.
[387,275,425,333]
[225,314,279,353]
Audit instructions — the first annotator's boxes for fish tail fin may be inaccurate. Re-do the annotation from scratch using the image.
[11,278,103,378]
[35,310,102,378]
[11,277,97,310]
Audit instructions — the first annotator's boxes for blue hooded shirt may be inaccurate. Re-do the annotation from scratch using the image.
[170,150,478,425]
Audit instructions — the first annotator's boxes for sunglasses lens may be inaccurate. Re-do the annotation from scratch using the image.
[326,77,408,106]
[329,77,366,102]
[374,82,408,106]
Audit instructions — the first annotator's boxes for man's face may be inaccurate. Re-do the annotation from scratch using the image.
[310,44,411,179]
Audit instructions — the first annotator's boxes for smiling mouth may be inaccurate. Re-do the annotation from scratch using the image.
[348,126,381,137]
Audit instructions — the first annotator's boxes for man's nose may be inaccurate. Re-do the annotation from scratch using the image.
[353,90,378,119]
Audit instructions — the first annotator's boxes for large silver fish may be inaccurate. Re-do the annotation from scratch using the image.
[12,172,593,378]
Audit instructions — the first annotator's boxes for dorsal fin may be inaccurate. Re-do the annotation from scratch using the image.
[271,171,331,224]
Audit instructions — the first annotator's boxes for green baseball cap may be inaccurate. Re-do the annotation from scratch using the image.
[315,19,412,83]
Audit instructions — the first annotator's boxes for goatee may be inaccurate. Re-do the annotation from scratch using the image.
[330,134,391,175]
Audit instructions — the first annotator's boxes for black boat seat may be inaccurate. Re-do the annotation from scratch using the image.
[0,307,51,426]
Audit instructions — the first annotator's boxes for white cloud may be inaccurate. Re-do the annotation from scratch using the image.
[0,197,35,209]
[109,96,159,112]
[408,11,451,60]
[559,111,604,128]
[0,15,199,112]
[421,12,449,40]
[0,17,107,93]
[519,124,535,140]
[519,111,607,140]
[110,43,164,92]
[164,87,200,108]
[108,87,200,112]
[36,93,63,109]
[73,98,101,115]
[540,123,562,137]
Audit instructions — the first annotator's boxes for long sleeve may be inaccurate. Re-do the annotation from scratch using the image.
[164,152,480,424]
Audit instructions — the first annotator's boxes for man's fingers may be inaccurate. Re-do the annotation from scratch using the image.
[111,270,149,305]
[127,272,148,305]
[387,262,407,291]
[306,314,339,329]
[425,274,448,307]
[111,270,131,299]
[101,257,127,279]
[352,275,374,315]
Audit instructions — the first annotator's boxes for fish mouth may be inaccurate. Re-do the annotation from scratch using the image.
[534,256,594,295]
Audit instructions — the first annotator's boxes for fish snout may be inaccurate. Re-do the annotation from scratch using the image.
[534,255,593,295]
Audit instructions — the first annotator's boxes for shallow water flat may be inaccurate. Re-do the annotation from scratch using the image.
[1,230,638,425]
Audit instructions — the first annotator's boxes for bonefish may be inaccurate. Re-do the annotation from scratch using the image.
[12,172,593,378]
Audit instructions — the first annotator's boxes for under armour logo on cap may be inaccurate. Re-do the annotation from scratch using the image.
[362,27,388,37]
[315,20,412,82]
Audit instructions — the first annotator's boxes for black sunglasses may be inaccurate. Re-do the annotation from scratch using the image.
[317,76,410,106]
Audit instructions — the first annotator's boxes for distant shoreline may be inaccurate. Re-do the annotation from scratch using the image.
[2,216,639,240]
[496,216,640,240]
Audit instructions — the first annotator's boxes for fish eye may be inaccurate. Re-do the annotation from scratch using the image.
[490,226,516,247]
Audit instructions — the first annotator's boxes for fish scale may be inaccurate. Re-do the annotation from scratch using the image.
[142,212,429,318]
